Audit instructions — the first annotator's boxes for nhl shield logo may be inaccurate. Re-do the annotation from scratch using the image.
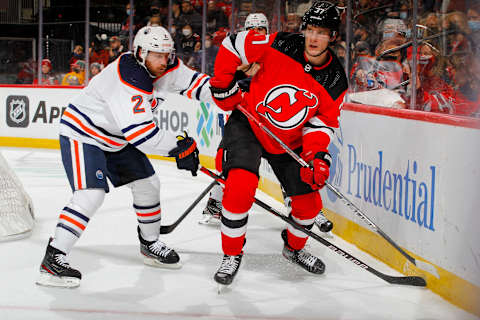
[6,95,29,128]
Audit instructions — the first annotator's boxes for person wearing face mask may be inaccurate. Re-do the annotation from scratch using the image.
[467,8,480,56]
[191,33,219,74]
[379,17,407,41]
[143,0,167,28]
[177,23,200,64]
[120,3,142,37]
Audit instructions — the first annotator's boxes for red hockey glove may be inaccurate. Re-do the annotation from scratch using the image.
[300,151,332,190]
[168,132,199,176]
[209,78,243,111]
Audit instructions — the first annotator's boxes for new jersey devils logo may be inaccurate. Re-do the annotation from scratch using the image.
[256,85,318,129]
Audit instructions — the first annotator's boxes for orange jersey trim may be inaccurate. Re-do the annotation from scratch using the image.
[187,74,208,98]
[63,111,125,147]
[125,122,156,141]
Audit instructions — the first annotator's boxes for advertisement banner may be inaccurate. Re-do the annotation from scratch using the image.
[321,110,480,288]
[1,86,479,315]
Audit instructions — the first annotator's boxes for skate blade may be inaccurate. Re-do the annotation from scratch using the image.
[143,257,182,269]
[319,231,334,238]
[36,272,80,288]
[198,215,221,225]
[216,282,233,294]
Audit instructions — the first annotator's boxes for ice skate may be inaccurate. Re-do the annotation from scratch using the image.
[314,210,333,235]
[214,253,243,293]
[281,230,325,274]
[36,238,81,288]
[198,197,222,225]
[138,227,181,269]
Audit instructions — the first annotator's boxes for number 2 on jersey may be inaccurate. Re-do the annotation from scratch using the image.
[131,95,145,114]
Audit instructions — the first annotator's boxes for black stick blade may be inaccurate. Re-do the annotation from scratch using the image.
[383,275,427,287]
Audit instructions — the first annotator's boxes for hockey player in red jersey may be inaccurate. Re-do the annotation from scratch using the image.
[209,1,348,286]
[36,26,203,288]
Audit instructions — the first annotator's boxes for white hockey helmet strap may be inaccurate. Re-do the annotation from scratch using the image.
[245,13,269,33]
[133,26,175,70]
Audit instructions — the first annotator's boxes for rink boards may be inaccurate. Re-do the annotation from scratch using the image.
[0,85,479,317]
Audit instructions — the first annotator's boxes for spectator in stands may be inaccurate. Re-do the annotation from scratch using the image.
[120,2,142,37]
[34,59,59,85]
[90,62,102,78]
[443,11,472,54]
[467,7,480,54]
[423,12,441,35]
[144,0,164,27]
[171,0,184,30]
[379,16,407,42]
[296,0,313,17]
[334,41,347,66]
[413,42,478,116]
[206,0,228,33]
[353,23,376,56]
[349,40,373,91]
[62,60,85,86]
[177,23,201,65]
[285,13,301,32]
[108,36,125,64]
[192,33,218,74]
[148,15,163,27]
[15,58,35,84]
[216,0,231,18]
[69,45,84,67]
[180,0,203,35]
[354,40,371,57]
[374,37,407,90]
[447,52,480,115]
[211,27,228,46]
[89,37,109,68]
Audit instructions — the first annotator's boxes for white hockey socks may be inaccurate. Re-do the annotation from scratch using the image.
[129,175,162,242]
[51,189,105,254]
[210,184,224,202]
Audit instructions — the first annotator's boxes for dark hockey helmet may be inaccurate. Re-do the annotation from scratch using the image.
[301,1,340,33]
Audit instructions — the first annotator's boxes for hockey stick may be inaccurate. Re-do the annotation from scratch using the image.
[200,166,426,286]
[160,180,218,234]
[236,104,439,279]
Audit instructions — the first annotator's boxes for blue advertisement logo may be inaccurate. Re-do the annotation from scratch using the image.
[326,122,436,231]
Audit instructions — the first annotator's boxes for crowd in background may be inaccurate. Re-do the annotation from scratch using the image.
[8,0,480,117]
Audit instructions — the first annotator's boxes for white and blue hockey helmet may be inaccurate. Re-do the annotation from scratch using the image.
[133,26,175,68]
[244,13,269,33]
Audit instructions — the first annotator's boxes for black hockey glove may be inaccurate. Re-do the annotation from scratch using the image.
[168,132,199,176]
[209,78,242,111]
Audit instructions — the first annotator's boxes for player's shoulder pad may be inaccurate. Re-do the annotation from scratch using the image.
[271,32,305,57]
[310,49,348,101]
[118,53,153,94]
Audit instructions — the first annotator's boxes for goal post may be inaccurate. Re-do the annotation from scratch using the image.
[0,151,34,241]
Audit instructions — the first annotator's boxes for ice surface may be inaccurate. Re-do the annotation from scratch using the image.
[0,148,477,320]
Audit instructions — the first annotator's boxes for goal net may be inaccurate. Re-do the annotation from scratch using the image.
[0,152,34,241]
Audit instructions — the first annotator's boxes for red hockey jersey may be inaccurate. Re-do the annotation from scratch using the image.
[210,30,348,154]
